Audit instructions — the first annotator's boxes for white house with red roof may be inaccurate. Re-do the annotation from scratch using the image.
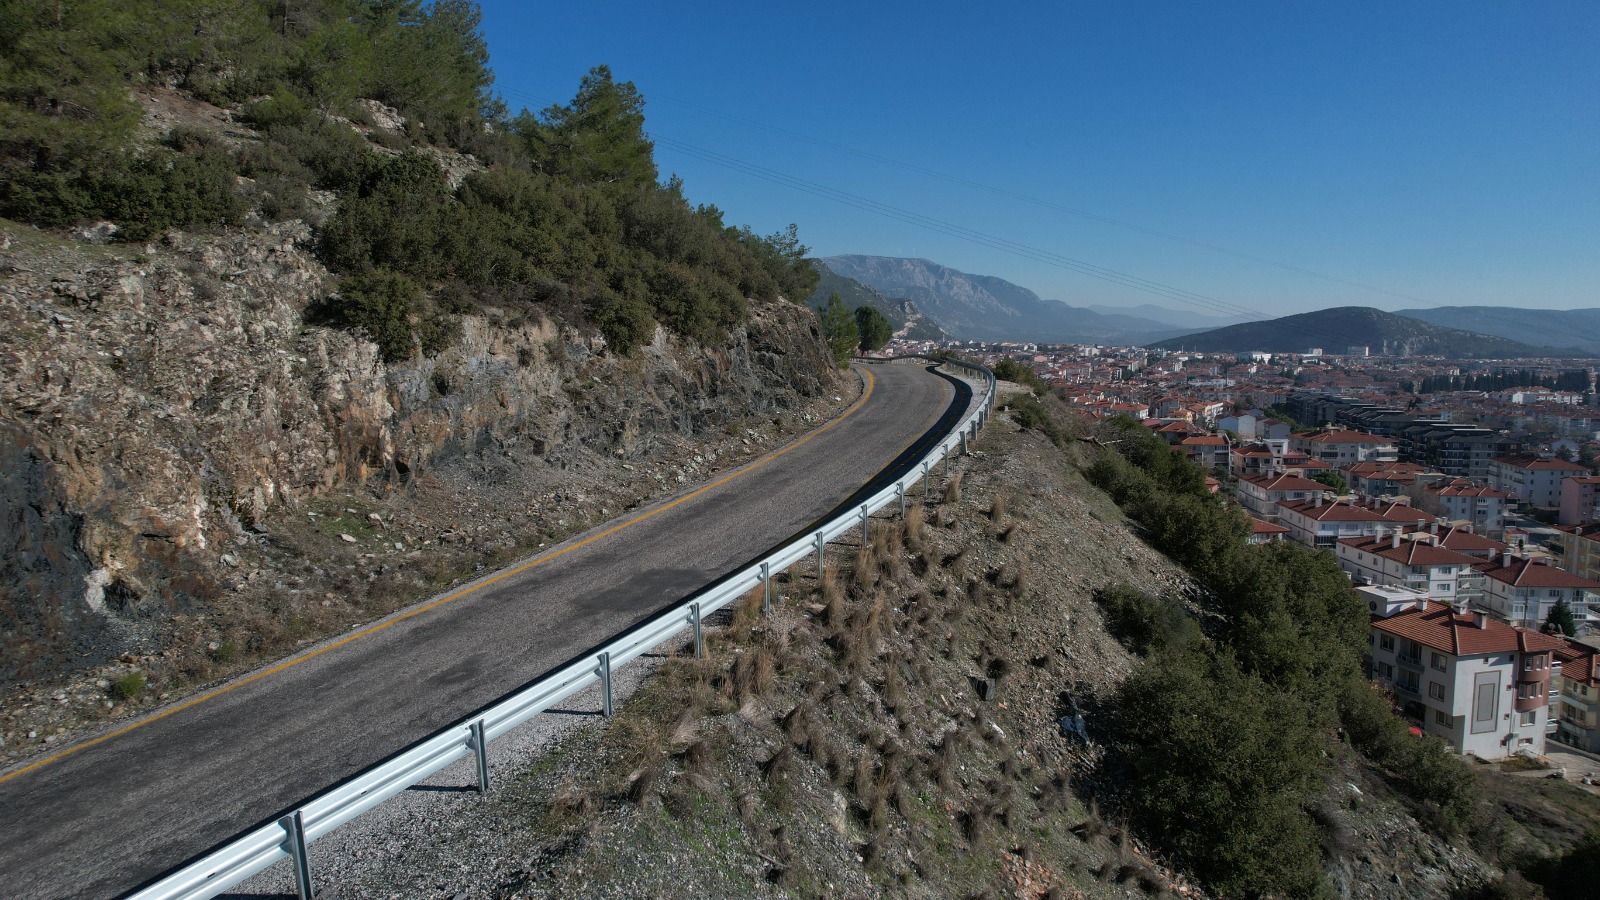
[1367,592,1565,758]
[1275,497,1430,550]
[1412,479,1509,538]
[1338,532,1485,607]
[1489,454,1588,508]
[1474,553,1599,631]
[1246,515,1290,545]
[1345,461,1441,500]
[1291,429,1399,466]
[1234,472,1330,521]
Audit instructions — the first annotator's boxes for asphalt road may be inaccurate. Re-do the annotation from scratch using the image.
[0,360,972,899]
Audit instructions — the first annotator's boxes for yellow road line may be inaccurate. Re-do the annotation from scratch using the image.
[2,367,886,785]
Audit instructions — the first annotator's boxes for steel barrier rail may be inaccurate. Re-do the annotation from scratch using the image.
[126,356,995,900]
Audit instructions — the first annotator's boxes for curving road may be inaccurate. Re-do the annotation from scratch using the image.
[0,360,972,899]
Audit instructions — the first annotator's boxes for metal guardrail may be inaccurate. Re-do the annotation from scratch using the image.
[126,356,995,900]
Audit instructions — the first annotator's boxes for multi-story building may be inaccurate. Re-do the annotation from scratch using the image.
[1337,532,1484,607]
[1275,497,1428,549]
[1247,515,1290,545]
[1553,643,1600,753]
[1291,429,1399,466]
[1410,479,1509,537]
[1475,553,1598,632]
[1234,473,1330,521]
[1178,435,1228,471]
[1368,592,1564,758]
[1489,454,1588,508]
[1345,462,1442,501]
[1550,523,1600,583]
[1558,475,1600,526]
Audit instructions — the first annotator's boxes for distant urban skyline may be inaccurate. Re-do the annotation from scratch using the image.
[477,2,1598,317]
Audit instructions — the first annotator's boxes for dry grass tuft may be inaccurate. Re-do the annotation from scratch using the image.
[731,584,765,630]
[905,503,926,548]
[727,644,776,703]
[624,761,663,807]
[987,492,1008,521]
[760,744,792,781]
[943,471,964,504]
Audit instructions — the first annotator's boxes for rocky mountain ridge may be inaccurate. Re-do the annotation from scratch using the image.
[820,255,1187,345]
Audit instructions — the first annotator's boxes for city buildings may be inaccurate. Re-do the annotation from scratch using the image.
[1488,454,1587,508]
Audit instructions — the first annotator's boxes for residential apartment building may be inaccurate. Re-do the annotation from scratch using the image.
[1368,594,1563,759]
[1489,454,1588,508]
[1550,523,1600,583]
[1178,435,1228,471]
[1553,643,1600,753]
[1345,462,1442,501]
[1476,554,1599,632]
[1275,497,1428,549]
[1235,473,1330,521]
[1247,515,1290,544]
[1410,479,1509,537]
[1558,475,1600,526]
[1291,429,1399,466]
[1337,532,1484,607]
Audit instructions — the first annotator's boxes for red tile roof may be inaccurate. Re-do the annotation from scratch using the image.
[1560,647,1598,687]
[1338,535,1482,568]
[1430,526,1511,555]
[1249,516,1291,535]
[1180,435,1227,446]
[1373,601,1567,656]
[1240,473,1327,492]
[1476,557,1600,589]
[1277,498,1427,524]
[1428,481,1509,499]
[1493,454,1587,472]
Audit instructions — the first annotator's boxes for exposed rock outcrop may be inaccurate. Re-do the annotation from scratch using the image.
[0,219,836,687]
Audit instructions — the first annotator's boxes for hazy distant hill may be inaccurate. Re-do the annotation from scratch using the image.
[1396,306,1600,355]
[806,263,947,342]
[819,255,1189,344]
[1151,306,1563,358]
[1086,303,1259,331]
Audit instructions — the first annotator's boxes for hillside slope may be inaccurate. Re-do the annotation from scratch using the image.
[1152,305,1562,357]
[1398,306,1600,355]
[235,392,1554,900]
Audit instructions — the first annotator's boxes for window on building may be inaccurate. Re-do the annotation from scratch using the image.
[1431,652,1446,671]
[1517,682,1545,700]
[1380,662,1395,680]
[1379,634,1395,652]
[1520,710,1538,727]
[1435,710,1454,727]
[1428,682,1445,700]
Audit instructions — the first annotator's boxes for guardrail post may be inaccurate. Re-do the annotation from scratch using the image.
[860,504,870,544]
[922,461,930,496]
[815,530,825,580]
[896,483,906,517]
[761,562,772,614]
[281,810,314,900]
[470,720,491,793]
[597,652,613,718]
[961,431,968,454]
[690,602,703,658]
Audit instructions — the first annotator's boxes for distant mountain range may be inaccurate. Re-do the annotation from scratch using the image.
[1150,306,1567,358]
[817,255,1194,344]
[1396,306,1600,355]
[806,262,946,342]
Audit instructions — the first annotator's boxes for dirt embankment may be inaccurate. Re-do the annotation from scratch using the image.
[0,218,841,764]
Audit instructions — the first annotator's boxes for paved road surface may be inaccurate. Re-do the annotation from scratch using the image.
[0,361,971,899]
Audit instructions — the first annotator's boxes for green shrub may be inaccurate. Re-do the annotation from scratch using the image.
[111,672,146,700]
[310,269,454,362]
[1094,583,1202,656]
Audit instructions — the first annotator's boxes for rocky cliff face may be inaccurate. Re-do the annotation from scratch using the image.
[0,219,837,689]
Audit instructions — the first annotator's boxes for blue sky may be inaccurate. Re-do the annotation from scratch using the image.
[474,2,1597,318]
